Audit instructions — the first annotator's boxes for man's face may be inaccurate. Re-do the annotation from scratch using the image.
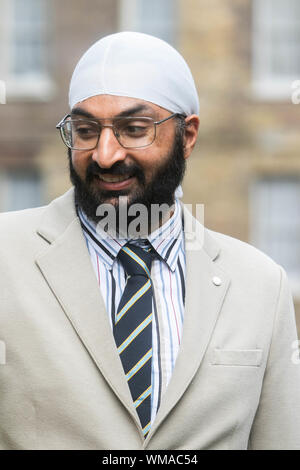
[68,95,189,226]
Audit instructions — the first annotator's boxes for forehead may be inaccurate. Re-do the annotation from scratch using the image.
[71,94,170,119]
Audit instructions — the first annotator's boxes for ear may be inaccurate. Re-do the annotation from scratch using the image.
[183,115,200,160]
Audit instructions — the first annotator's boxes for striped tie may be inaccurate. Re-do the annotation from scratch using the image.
[114,241,154,438]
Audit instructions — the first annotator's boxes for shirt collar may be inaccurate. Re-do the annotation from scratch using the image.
[78,199,184,272]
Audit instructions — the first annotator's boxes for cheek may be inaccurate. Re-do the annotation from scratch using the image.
[144,151,170,181]
[134,155,162,183]
[134,143,171,176]
[71,151,89,177]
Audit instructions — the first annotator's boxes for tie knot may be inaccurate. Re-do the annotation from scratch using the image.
[118,241,154,278]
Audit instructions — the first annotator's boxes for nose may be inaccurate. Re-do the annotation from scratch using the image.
[91,126,127,169]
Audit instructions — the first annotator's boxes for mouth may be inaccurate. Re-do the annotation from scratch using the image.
[98,174,132,183]
[94,174,135,191]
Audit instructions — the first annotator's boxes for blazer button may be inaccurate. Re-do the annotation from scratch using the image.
[212,276,222,286]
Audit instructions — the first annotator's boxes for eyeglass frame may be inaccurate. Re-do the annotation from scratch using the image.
[56,112,185,150]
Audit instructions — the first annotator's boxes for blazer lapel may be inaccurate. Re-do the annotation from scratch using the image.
[146,204,231,443]
[35,189,140,428]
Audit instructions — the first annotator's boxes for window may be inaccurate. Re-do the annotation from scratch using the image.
[0,169,43,212]
[252,0,300,99]
[0,0,55,100]
[250,177,300,296]
[119,0,177,46]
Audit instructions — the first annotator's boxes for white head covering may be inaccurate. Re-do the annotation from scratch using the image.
[69,31,199,116]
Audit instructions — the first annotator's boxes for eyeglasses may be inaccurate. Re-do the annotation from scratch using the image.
[56,113,183,150]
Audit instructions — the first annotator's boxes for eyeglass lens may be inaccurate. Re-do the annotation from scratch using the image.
[61,117,156,149]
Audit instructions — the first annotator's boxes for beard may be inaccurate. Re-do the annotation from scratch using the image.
[68,130,186,236]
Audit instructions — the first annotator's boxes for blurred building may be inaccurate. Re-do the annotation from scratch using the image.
[0,0,119,208]
[180,0,300,330]
[1,0,300,328]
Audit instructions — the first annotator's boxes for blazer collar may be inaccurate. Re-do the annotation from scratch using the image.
[35,188,230,445]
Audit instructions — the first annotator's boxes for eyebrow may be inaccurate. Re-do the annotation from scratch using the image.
[71,104,157,119]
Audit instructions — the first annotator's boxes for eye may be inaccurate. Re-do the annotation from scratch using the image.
[117,119,150,137]
[126,125,147,134]
[74,123,98,139]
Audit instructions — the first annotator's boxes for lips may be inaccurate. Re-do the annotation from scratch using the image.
[94,174,135,191]
[98,174,131,183]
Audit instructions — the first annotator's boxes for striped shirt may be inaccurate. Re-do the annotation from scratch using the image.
[78,199,185,424]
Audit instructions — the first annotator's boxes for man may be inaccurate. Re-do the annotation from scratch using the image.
[0,31,300,450]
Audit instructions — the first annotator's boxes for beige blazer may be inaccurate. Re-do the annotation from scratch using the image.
[0,188,300,450]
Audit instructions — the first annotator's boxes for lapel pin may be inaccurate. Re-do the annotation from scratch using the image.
[212,276,222,286]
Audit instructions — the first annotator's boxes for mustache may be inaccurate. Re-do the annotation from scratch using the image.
[86,161,144,182]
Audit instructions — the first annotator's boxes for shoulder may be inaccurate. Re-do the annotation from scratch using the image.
[0,205,46,239]
[0,189,76,255]
[0,206,50,266]
[182,201,283,280]
[0,188,76,246]
[205,227,284,290]
[207,228,276,265]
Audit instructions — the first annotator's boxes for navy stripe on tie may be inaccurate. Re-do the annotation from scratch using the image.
[113,242,154,437]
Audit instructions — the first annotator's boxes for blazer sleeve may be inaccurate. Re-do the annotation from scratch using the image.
[248,266,300,450]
